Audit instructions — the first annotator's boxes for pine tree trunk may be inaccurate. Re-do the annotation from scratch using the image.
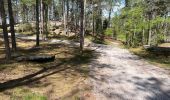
[66,0,69,36]
[63,0,67,35]
[7,0,17,51]
[75,0,79,33]
[80,0,85,52]
[44,4,48,38]
[36,0,40,46]
[92,1,95,36]
[0,0,11,60]
[108,7,112,28]
[148,19,152,46]
[40,0,44,40]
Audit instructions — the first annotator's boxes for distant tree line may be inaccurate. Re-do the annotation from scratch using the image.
[112,0,170,47]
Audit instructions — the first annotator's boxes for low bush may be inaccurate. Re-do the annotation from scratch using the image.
[104,28,113,37]
[17,23,33,32]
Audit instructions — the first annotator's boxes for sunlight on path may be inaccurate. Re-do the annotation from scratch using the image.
[87,43,170,100]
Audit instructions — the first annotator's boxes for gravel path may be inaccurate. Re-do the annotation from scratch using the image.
[88,43,170,100]
[12,34,170,99]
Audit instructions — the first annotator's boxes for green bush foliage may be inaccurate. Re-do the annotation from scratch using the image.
[111,0,170,47]
[104,28,113,37]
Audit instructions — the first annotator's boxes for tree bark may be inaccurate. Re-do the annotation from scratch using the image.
[36,0,40,46]
[108,7,112,28]
[63,0,67,35]
[44,4,48,38]
[66,0,69,36]
[0,0,11,60]
[92,1,95,36]
[80,0,85,52]
[7,0,17,51]
[40,0,44,40]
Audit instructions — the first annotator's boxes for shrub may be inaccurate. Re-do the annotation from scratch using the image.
[17,23,33,32]
[104,28,113,37]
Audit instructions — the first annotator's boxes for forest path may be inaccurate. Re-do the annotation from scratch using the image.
[13,34,170,99]
[86,42,170,100]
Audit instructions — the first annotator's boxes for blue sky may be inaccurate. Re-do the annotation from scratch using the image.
[103,0,125,18]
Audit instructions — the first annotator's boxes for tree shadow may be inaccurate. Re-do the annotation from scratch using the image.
[0,62,66,92]
[134,77,170,100]
[0,45,99,93]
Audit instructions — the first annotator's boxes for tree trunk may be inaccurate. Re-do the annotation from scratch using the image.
[83,0,86,36]
[92,1,95,36]
[148,18,152,46]
[7,0,17,51]
[40,0,44,40]
[0,0,11,60]
[80,0,85,52]
[36,0,40,46]
[44,3,48,38]
[125,0,129,7]
[66,0,69,36]
[108,7,112,28]
[75,0,79,33]
[63,0,67,35]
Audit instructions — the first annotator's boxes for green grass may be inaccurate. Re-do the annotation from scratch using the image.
[24,93,47,100]
[0,28,2,33]
[117,33,126,42]
[20,31,35,35]
[129,47,170,68]
[10,88,47,100]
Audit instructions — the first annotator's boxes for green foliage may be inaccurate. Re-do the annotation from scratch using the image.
[104,28,113,37]
[24,93,47,100]
[0,28,2,33]
[112,0,170,47]
[20,0,36,6]
[117,33,126,42]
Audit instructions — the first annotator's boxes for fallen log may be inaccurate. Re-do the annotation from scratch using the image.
[144,45,170,57]
[16,55,55,62]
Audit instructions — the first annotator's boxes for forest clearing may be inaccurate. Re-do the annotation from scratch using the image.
[0,0,170,100]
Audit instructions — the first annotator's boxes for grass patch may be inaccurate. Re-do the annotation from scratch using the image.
[117,33,126,42]
[20,31,35,35]
[129,47,170,68]
[9,88,47,100]
[24,93,47,100]
[0,28,3,33]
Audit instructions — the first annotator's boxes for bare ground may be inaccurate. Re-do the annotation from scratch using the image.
[0,37,93,100]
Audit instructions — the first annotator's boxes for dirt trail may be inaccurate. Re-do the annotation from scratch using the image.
[5,34,170,99]
[87,43,170,100]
